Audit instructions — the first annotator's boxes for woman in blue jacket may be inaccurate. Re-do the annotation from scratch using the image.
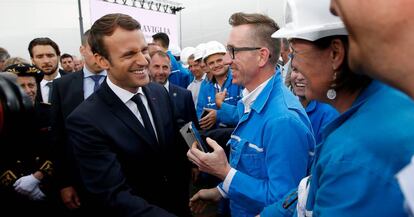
[262,0,414,216]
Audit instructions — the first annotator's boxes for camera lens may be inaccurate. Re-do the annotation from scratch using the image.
[0,76,34,139]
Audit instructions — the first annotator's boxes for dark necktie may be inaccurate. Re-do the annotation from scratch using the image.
[46,81,53,103]
[131,93,157,142]
[90,75,104,92]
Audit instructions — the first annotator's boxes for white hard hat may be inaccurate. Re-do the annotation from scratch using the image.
[169,44,181,57]
[203,41,226,61]
[272,0,347,41]
[193,43,207,61]
[180,46,195,68]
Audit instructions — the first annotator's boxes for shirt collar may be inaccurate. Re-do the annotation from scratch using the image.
[163,80,170,92]
[106,77,143,104]
[305,100,317,113]
[321,80,376,139]
[40,72,61,87]
[241,75,273,113]
[83,66,107,78]
[193,73,206,83]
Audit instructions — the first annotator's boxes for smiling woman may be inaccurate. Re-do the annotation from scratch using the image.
[288,66,338,145]
[263,0,414,216]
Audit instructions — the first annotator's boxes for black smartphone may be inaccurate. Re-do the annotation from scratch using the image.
[200,108,209,119]
[179,121,208,152]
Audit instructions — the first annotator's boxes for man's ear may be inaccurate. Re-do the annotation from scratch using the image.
[95,53,110,70]
[258,47,271,67]
[79,46,84,56]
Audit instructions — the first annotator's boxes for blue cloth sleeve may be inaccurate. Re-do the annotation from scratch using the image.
[217,103,239,126]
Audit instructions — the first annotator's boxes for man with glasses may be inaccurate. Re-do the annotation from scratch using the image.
[187,12,315,217]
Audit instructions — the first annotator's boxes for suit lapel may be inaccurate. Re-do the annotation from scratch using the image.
[98,82,159,151]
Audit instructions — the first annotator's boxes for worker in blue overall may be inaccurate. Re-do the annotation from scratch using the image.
[187,12,315,217]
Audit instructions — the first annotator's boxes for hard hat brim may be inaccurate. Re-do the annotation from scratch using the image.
[272,24,348,41]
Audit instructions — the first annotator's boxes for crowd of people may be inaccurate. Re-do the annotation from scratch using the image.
[0,0,414,216]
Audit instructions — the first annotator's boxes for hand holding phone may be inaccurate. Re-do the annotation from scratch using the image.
[180,122,208,152]
[200,108,209,119]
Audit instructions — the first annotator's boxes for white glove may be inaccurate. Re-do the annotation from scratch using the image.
[29,186,46,201]
[13,174,40,196]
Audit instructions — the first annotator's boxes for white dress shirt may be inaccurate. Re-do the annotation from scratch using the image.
[106,78,158,141]
[187,74,206,106]
[40,72,61,103]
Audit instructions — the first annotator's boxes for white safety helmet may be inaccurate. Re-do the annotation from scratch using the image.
[180,46,195,68]
[193,43,207,61]
[203,41,226,61]
[272,0,347,41]
[169,44,181,57]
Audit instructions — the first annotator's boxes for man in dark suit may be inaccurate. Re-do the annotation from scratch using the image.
[148,51,199,207]
[28,37,66,104]
[51,30,106,215]
[149,50,198,129]
[65,13,190,217]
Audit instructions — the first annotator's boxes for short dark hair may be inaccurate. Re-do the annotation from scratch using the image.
[3,57,30,68]
[60,53,73,63]
[313,35,372,94]
[28,37,61,58]
[229,12,280,66]
[151,50,170,61]
[81,29,91,46]
[89,13,141,61]
[152,32,169,49]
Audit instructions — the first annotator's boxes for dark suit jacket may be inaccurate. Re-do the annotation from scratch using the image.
[168,83,199,129]
[36,70,67,103]
[50,70,85,191]
[66,81,190,217]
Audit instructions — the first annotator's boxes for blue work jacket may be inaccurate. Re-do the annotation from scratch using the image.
[305,101,338,145]
[261,81,414,217]
[167,51,192,88]
[196,69,243,127]
[304,81,414,217]
[219,72,315,217]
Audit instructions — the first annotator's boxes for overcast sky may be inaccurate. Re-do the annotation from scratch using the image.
[0,0,286,60]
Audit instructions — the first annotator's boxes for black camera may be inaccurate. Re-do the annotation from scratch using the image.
[0,76,34,140]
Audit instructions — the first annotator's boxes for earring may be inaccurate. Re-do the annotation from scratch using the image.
[326,71,337,100]
[326,89,336,100]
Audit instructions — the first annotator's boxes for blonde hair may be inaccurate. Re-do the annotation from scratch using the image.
[3,57,30,69]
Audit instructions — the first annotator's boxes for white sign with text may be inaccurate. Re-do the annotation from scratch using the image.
[89,0,178,46]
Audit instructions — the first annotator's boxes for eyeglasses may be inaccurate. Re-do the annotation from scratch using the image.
[226,45,261,59]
